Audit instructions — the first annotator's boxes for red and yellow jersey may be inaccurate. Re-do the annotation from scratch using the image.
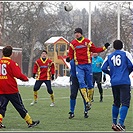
[0,57,28,94]
[68,37,106,65]
[33,58,55,80]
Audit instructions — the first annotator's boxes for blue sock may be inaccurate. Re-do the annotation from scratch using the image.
[112,105,119,125]
[70,99,76,113]
[119,106,128,126]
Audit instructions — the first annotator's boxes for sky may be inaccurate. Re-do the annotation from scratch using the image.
[67,1,99,11]
[46,1,133,12]
[47,1,99,11]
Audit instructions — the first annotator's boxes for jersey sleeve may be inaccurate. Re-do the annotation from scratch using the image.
[50,62,55,75]
[126,51,133,73]
[33,61,38,74]
[90,43,105,53]
[101,56,110,75]
[100,57,104,66]
[68,43,74,60]
[11,62,28,81]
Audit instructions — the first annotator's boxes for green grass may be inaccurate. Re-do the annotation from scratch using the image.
[0,86,133,132]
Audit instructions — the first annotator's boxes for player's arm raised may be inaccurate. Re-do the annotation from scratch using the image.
[90,42,110,53]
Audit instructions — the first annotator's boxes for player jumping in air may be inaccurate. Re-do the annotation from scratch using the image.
[67,28,110,111]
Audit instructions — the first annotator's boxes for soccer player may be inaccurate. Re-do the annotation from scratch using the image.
[0,46,40,128]
[68,59,89,119]
[30,50,55,107]
[67,28,110,111]
[92,53,106,102]
[102,40,133,131]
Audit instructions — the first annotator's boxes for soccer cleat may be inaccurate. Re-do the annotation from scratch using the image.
[91,99,94,102]
[112,124,118,131]
[99,99,103,102]
[100,94,103,102]
[116,124,125,131]
[0,123,6,128]
[84,111,89,118]
[86,102,91,111]
[68,112,74,119]
[50,103,55,107]
[30,100,37,106]
[28,120,40,128]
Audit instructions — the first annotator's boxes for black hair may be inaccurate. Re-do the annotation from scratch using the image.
[42,50,47,54]
[2,46,13,57]
[113,40,123,50]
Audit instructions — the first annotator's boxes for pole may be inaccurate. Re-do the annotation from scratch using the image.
[88,2,91,39]
[117,2,121,40]
[131,3,133,57]
[0,2,2,45]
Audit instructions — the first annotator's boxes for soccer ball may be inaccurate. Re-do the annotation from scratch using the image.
[64,2,73,12]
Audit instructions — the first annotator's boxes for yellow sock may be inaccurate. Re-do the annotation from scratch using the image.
[34,91,38,101]
[50,93,54,103]
[87,88,94,102]
[24,113,33,125]
[0,114,3,123]
[80,88,89,103]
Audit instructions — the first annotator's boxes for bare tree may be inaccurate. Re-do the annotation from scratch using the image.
[2,2,64,76]
[1,1,132,76]
[90,2,132,59]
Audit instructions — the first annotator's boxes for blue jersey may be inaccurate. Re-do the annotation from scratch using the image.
[70,59,77,77]
[102,50,133,86]
[92,56,103,73]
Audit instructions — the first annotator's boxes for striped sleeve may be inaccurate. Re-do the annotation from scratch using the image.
[68,43,74,60]
[125,51,133,64]
[125,51,133,73]
[101,56,110,75]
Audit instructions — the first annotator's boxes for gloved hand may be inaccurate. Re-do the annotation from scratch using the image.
[104,43,110,49]
[51,74,54,80]
[33,73,36,79]
[66,57,71,62]
[103,75,106,82]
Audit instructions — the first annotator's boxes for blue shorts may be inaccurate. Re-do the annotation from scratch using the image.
[76,64,94,89]
[112,84,131,108]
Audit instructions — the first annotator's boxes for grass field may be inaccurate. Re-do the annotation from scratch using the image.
[0,86,133,132]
